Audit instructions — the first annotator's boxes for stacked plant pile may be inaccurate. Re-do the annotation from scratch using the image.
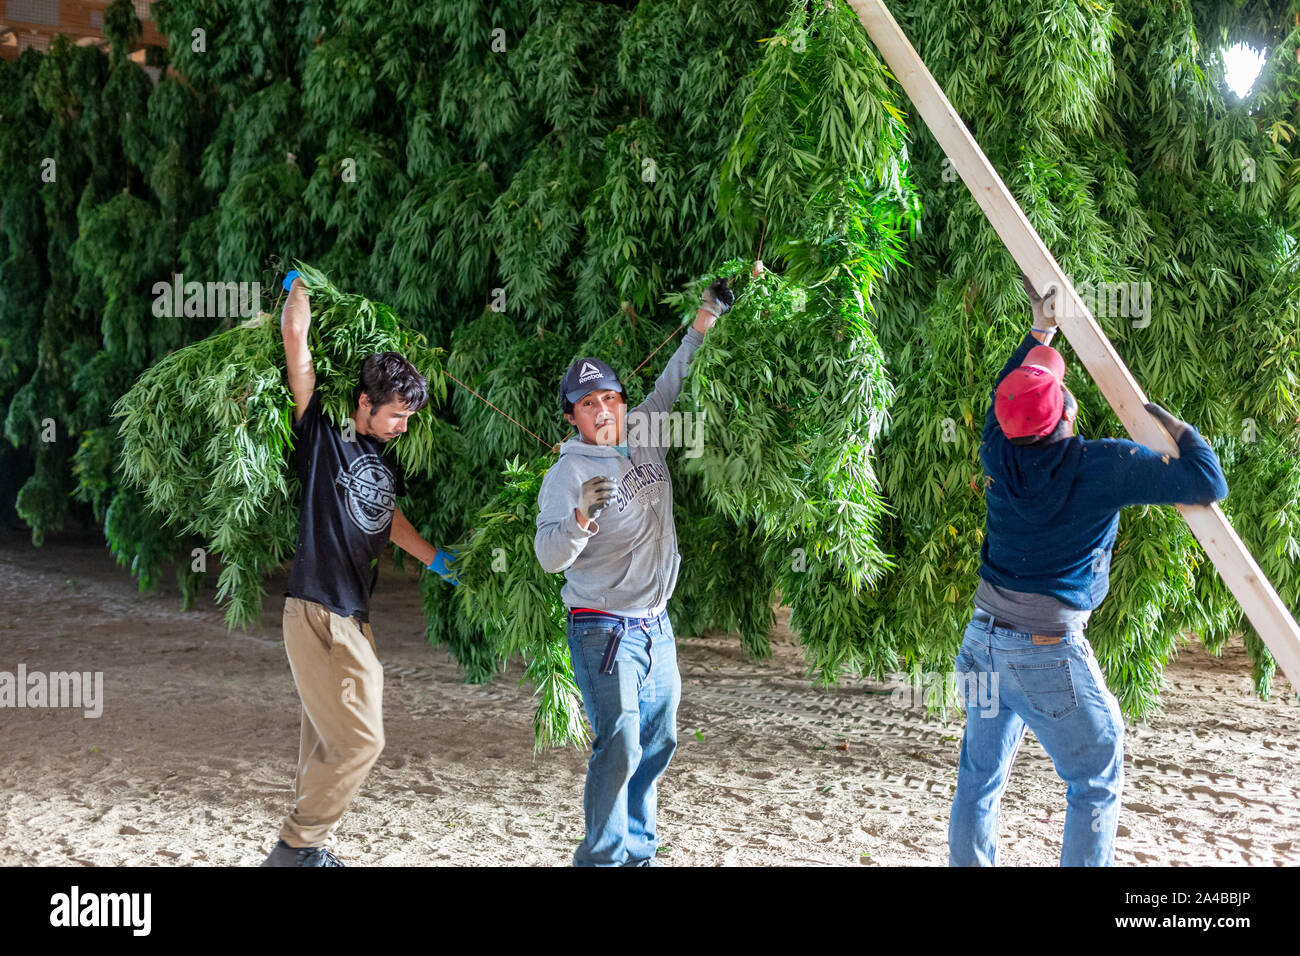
[864,0,1300,712]
[115,263,447,626]
[4,0,1298,748]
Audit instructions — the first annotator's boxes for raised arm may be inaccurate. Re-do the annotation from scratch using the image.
[1087,407,1229,510]
[983,276,1060,439]
[281,272,315,422]
[635,279,733,419]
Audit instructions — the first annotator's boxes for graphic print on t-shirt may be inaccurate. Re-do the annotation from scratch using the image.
[285,390,406,623]
[336,453,398,533]
[614,461,668,513]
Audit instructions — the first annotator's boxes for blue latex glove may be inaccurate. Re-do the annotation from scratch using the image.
[428,548,459,586]
[282,269,302,292]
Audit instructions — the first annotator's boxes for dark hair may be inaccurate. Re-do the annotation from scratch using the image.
[356,351,429,412]
[1009,386,1077,446]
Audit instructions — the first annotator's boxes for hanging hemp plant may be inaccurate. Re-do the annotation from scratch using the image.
[431,237,915,748]
[451,454,575,749]
[114,263,447,627]
[5,0,1299,754]
[862,0,1300,717]
[406,0,924,748]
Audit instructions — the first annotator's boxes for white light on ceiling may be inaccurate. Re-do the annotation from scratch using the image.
[1224,42,1266,98]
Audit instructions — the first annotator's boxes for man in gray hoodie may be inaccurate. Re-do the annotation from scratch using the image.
[534,280,733,866]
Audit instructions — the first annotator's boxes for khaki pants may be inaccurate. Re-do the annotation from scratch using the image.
[278,597,384,848]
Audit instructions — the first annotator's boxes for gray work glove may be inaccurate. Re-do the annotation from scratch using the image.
[1021,272,1059,333]
[1145,402,1190,443]
[700,279,734,319]
[1021,272,1042,303]
[578,475,617,520]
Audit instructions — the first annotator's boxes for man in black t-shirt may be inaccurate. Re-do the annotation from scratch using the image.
[262,271,457,868]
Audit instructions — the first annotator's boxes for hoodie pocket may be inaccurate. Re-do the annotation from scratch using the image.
[583,559,640,601]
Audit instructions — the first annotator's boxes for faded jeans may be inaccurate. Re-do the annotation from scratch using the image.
[948,607,1124,866]
[567,609,681,867]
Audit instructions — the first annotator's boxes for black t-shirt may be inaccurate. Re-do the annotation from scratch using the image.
[284,391,406,622]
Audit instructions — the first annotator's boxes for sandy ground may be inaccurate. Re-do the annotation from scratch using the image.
[1,531,1296,867]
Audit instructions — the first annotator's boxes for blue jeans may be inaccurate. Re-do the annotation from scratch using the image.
[948,608,1124,866]
[567,609,681,867]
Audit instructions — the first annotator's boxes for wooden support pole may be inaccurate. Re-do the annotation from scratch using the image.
[845,0,1300,690]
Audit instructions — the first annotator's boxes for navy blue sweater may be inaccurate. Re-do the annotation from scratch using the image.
[978,333,1229,611]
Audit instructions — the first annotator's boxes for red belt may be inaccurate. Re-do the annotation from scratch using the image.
[570,607,617,616]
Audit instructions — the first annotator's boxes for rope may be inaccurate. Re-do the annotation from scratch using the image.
[272,267,746,456]
[272,265,290,315]
[627,324,686,379]
[440,271,750,447]
[442,316,690,451]
[443,321,685,454]
[441,368,556,452]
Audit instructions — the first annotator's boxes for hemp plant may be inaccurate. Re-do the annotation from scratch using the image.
[115,262,446,627]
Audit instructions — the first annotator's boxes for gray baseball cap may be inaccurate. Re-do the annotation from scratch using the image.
[561,357,624,405]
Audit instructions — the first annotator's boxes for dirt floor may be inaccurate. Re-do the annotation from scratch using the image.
[1,531,1296,866]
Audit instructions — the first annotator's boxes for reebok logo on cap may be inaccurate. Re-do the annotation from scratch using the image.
[561,357,624,406]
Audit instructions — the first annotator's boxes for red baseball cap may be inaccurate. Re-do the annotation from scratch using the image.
[995,345,1066,439]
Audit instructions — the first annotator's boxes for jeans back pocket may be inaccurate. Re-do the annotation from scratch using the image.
[1006,658,1077,719]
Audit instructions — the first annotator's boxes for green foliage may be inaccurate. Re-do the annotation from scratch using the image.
[869,0,1300,717]
[448,455,585,750]
[724,0,910,240]
[114,263,446,627]
[5,0,1299,753]
[668,498,779,659]
[683,258,896,589]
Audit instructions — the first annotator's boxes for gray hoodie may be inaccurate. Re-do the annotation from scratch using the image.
[534,326,704,617]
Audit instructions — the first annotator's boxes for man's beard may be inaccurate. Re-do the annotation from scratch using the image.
[369,407,393,440]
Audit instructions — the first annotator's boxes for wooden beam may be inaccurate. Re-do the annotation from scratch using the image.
[845,0,1300,690]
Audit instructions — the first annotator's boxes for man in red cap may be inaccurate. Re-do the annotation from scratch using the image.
[948,275,1228,867]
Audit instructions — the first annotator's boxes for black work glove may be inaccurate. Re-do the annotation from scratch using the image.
[578,475,617,520]
[1145,402,1191,443]
[700,279,734,319]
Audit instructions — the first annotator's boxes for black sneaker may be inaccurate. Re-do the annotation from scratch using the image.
[261,839,346,867]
